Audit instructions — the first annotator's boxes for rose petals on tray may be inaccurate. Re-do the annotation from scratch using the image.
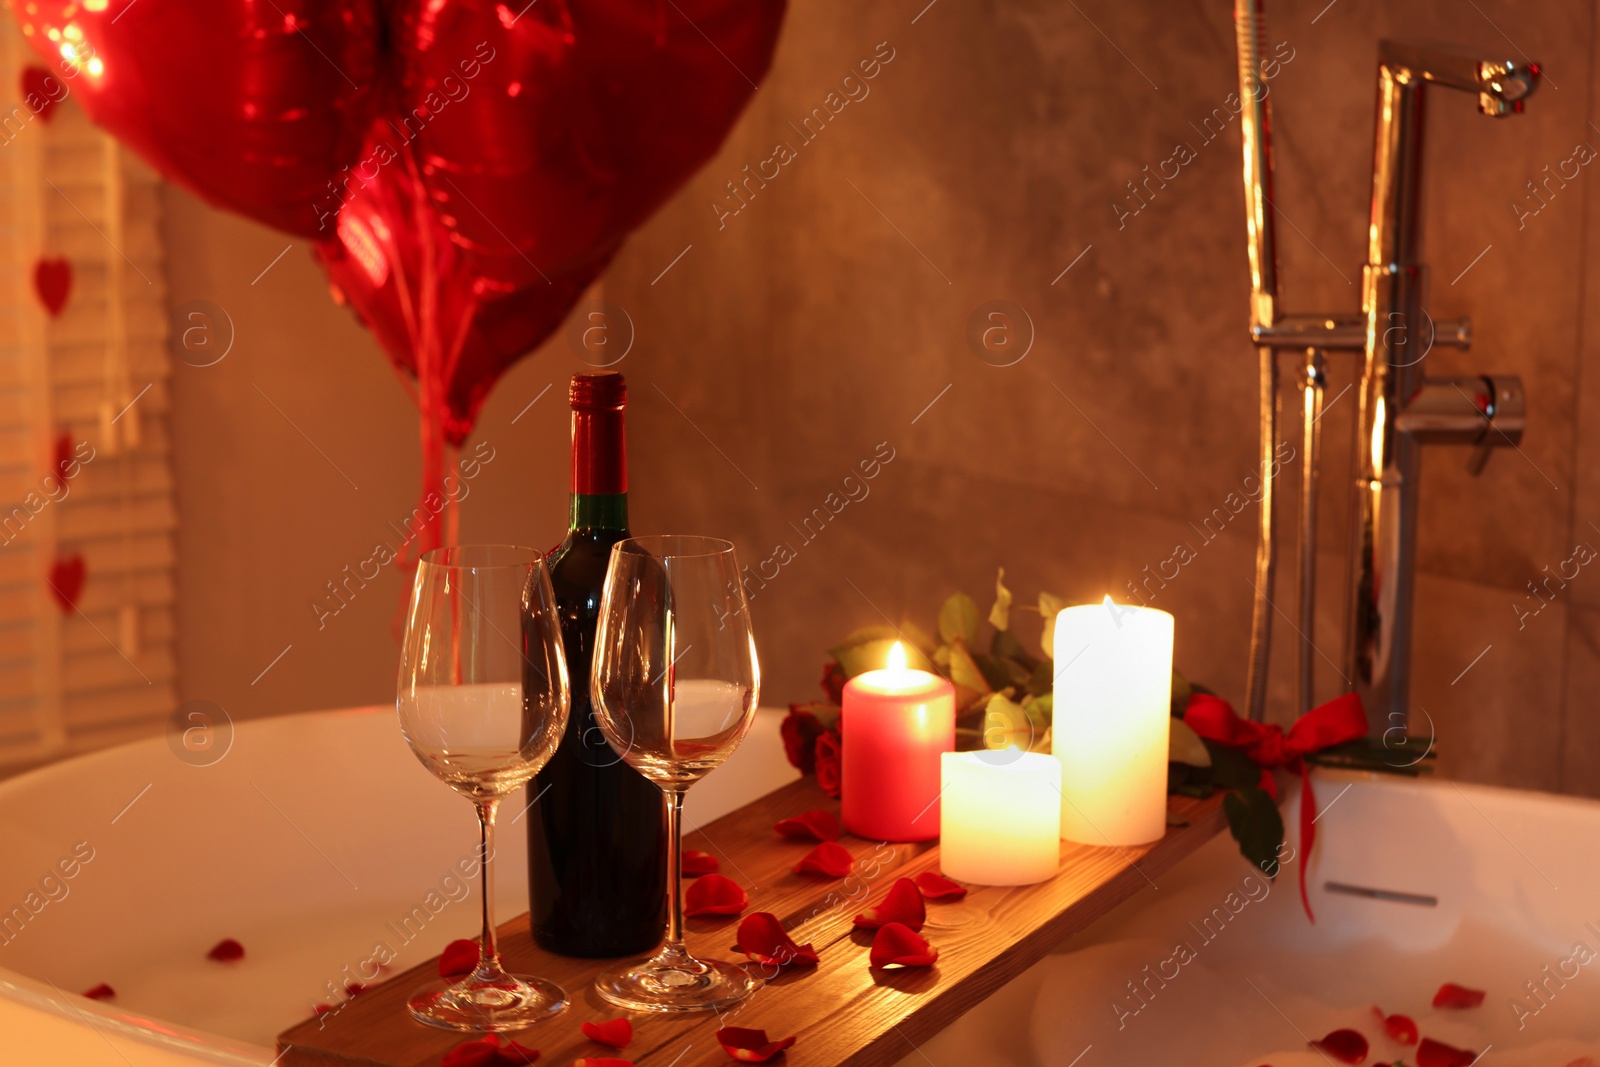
[207,938,244,962]
[1432,982,1485,1009]
[773,809,841,842]
[441,1033,541,1067]
[853,878,925,931]
[912,871,967,900]
[439,938,481,978]
[717,1026,797,1062]
[682,850,721,876]
[581,1018,634,1049]
[793,841,852,877]
[1308,1028,1368,1064]
[869,922,938,968]
[685,873,749,917]
[83,983,114,1000]
[737,912,819,968]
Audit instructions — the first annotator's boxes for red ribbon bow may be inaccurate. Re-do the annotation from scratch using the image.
[1182,691,1368,921]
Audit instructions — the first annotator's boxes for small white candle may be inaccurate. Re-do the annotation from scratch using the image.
[1052,598,1174,846]
[939,749,1062,886]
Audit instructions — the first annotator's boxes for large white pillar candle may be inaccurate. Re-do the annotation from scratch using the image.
[939,749,1062,885]
[1051,598,1174,846]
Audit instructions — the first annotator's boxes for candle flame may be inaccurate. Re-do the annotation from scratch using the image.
[887,641,907,672]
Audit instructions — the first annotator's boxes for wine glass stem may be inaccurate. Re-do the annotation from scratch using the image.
[474,797,504,978]
[663,786,688,957]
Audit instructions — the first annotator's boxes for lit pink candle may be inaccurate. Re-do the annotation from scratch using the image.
[841,643,956,842]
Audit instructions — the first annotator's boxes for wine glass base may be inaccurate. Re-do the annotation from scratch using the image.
[407,975,568,1031]
[594,957,759,1014]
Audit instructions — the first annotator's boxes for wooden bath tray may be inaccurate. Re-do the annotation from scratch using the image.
[277,779,1227,1067]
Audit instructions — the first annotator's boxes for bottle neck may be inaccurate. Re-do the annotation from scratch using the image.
[570,492,628,533]
[570,403,627,533]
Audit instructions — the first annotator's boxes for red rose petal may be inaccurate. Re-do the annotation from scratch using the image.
[774,809,841,842]
[1308,1028,1367,1064]
[1418,1037,1478,1067]
[717,1026,797,1063]
[913,871,968,900]
[498,1040,541,1065]
[571,1060,633,1067]
[683,850,720,877]
[441,1035,502,1067]
[312,1003,335,1015]
[685,873,749,917]
[440,938,481,978]
[869,922,938,968]
[737,912,819,968]
[854,878,926,931]
[581,1018,634,1049]
[207,938,245,962]
[83,983,115,1000]
[1371,1006,1418,1045]
[344,982,366,997]
[793,841,852,878]
[1432,982,1486,1009]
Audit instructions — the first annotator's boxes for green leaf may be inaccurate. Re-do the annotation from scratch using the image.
[946,640,991,702]
[1025,660,1054,699]
[980,693,1036,751]
[1171,669,1192,717]
[991,628,1039,672]
[1168,718,1212,767]
[829,637,934,679]
[988,568,1013,632]
[1223,786,1285,878]
[938,592,982,646]
[1204,740,1263,791]
[898,620,938,658]
[1038,591,1070,658]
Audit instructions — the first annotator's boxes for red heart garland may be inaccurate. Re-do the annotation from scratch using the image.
[715,1027,796,1064]
[33,257,71,317]
[736,912,818,969]
[869,922,937,969]
[853,878,925,931]
[580,1019,633,1050]
[793,841,852,878]
[774,809,841,842]
[683,873,747,918]
[20,66,64,123]
[47,554,85,613]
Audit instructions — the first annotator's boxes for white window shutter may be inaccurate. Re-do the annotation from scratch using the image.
[0,19,176,770]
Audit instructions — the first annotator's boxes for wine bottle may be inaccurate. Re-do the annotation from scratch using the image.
[527,372,668,957]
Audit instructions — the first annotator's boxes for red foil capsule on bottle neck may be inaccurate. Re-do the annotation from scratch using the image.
[570,372,627,495]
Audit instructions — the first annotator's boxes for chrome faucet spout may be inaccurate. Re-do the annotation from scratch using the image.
[1378,40,1539,116]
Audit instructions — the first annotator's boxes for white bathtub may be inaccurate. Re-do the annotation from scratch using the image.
[0,706,797,1066]
[908,773,1600,1067]
[4,708,1597,1067]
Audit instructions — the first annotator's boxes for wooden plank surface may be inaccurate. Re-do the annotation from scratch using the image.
[278,779,1227,1067]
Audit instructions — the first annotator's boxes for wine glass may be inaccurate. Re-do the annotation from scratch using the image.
[397,545,571,1031]
[589,535,761,1013]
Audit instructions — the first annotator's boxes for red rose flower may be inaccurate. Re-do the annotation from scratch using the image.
[780,707,824,774]
[814,729,842,798]
[820,660,849,705]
